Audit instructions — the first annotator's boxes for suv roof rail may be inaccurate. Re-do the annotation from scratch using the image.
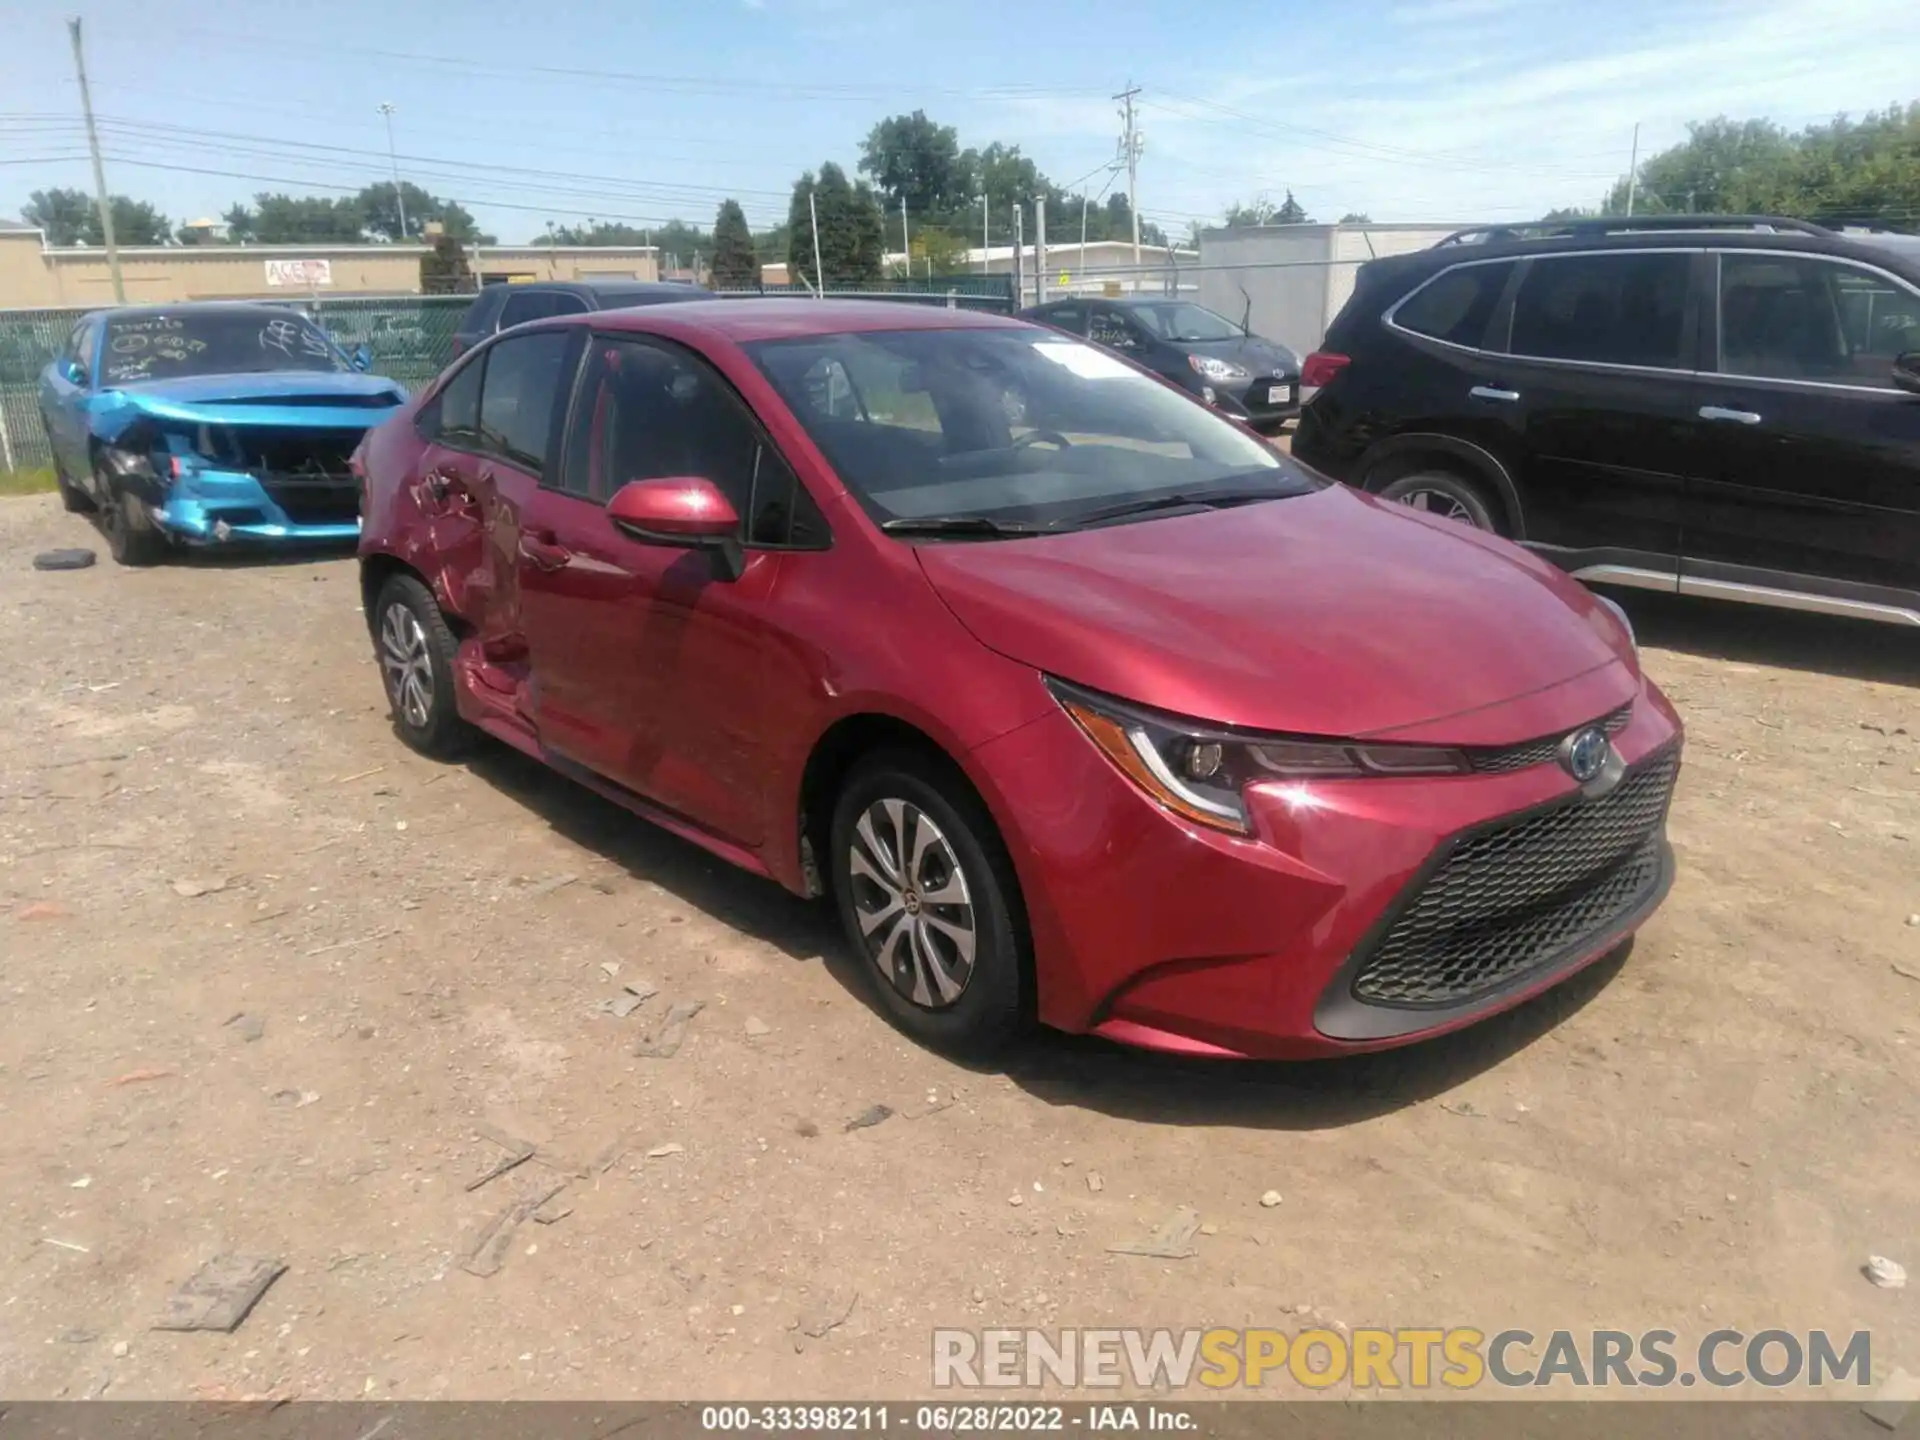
[1433,215,1834,247]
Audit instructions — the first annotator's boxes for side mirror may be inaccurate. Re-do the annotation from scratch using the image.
[351,344,373,373]
[606,477,744,580]
[62,358,87,386]
[1892,351,1920,397]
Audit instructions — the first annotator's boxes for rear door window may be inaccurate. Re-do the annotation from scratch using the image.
[1509,252,1691,369]
[73,321,100,382]
[477,330,578,474]
[1088,310,1146,352]
[1036,304,1088,336]
[1393,262,1514,349]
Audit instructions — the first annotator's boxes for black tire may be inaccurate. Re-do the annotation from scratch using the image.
[372,572,474,760]
[95,464,167,567]
[1375,470,1502,533]
[829,750,1030,1057]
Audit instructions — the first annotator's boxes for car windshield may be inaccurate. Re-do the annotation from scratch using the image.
[747,326,1312,535]
[1128,303,1245,343]
[100,311,347,386]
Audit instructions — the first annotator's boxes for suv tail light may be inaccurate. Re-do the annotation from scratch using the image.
[1301,352,1350,388]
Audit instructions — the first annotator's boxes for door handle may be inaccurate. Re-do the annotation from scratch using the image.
[1469,385,1521,403]
[519,532,573,572]
[1699,405,1762,424]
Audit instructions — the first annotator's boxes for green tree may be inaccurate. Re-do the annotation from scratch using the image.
[21,188,169,246]
[1222,197,1278,227]
[1603,104,1920,226]
[710,199,759,287]
[788,164,885,285]
[906,224,970,276]
[1274,190,1312,224]
[356,181,492,244]
[860,110,972,222]
[21,188,94,245]
[1338,212,1373,224]
[230,193,367,243]
[788,171,820,288]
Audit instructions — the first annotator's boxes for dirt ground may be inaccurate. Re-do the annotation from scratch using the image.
[0,490,1915,1403]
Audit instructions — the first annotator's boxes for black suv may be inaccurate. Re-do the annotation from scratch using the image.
[452,279,701,359]
[1292,216,1920,628]
[1019,296,1301,433]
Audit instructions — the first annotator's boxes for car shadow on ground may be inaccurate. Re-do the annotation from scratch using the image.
[463,733,1624,1130]
[1604,589,1920,687]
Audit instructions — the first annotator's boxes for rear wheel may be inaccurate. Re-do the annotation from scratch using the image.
[373,572,473,760]
[1376,470,1501,533]
[829,751,1029,1057]
[95,464,167,566]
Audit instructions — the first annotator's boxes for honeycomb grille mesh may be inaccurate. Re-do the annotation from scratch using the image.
[1352,749,1677,1008]
[1467,702,1634,775]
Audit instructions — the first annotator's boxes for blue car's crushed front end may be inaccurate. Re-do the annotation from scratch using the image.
[87,373,407,547]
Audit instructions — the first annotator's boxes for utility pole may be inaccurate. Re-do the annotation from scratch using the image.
[978,193,988,274]
[808,191,825,295]
[900,196,910,279]
[68,18,122,302]
[1115,82,1143,268]
[1013,203,1025,309]
[1626,122,1641,217]
[1034,197,1048,307]
[378,103,408,241]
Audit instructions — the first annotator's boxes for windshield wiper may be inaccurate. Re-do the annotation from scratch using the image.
[878,515,1052,538]
[1065,486,1289,529]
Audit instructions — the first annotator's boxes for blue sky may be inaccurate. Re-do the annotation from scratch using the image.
[2,0,1915,244]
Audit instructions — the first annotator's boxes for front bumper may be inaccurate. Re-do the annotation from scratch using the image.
[1204,373,1301,427]
[151,467,361,545]
[970,672,1682,1059]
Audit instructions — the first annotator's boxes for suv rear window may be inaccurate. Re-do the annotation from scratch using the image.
[1509,252,1690,369]
[1392,262,1513,348]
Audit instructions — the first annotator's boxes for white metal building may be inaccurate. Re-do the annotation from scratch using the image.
[885,241,1198,306]
[1196,223,1468,356]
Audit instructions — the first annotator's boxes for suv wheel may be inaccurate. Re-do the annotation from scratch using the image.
[829,751,1030,1056]
[374,573,473,759]
[1376,471,1500,533]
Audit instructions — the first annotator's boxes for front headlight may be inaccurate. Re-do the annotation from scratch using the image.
[1188,354,1250,382]
[1048,679,1472,836]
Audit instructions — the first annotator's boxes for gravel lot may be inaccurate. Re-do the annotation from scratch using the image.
[1,491,1915,1401]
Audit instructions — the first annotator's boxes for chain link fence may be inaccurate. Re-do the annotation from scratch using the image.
[0,276,1016,474]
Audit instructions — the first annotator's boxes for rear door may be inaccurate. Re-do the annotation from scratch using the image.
[41,318,97,480]
[1492,248,1707,577]
[1685,248,1920,602]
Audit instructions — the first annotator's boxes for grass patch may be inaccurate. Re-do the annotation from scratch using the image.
[0,467,57,496]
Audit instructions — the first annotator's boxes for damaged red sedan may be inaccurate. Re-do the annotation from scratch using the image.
[355,300,1681,1059]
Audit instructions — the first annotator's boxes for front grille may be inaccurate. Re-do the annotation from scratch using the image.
[1467,702,1633,774]
[1351,748,1677,1008]
[265,480,360,525]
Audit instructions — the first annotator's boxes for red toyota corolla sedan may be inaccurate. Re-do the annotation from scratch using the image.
[354,299,1681,1060]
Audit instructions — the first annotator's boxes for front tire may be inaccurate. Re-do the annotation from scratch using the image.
[374,573,473,760]
[1376,470,1501,533]
[829,751,1030,1057]
[95,465,167,566]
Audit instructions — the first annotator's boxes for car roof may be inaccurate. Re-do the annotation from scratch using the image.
[503,279,703,302]
[554,297,1027,343]
[97,302,307,323]
[1362,224,1920,291]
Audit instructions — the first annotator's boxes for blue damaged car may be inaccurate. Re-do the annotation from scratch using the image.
[39,303,407,565]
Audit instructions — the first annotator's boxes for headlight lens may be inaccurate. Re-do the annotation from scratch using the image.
[1049,680,1471,835]
[1188,354,1250,382]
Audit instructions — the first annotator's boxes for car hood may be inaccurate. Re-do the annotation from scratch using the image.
[914,485,1639,743]
[1181,335,1299,375]
[90,370,407,437]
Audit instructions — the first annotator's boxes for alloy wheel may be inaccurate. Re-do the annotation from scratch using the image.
[1395,488,1476,524]
[847,798,977,1009]
[379,601,435,729]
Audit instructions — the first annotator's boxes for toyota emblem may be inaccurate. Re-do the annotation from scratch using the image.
[1563,726,1610,784]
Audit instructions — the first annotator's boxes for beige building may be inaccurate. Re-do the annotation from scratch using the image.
[0,223,659,309]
